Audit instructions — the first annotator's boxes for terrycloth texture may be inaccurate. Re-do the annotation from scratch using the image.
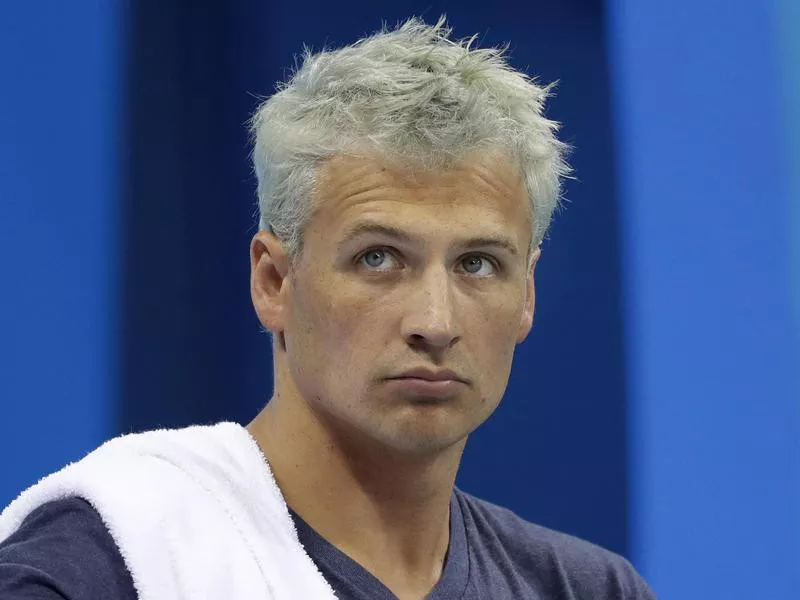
[0,422,338,600]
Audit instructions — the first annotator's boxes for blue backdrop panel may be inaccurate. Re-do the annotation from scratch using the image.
[776,0,800,347]
[0,3,122,506]
[608,1,800,597]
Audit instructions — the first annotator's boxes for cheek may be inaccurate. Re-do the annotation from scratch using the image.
[288,272,381,375]
[472,288,525,368]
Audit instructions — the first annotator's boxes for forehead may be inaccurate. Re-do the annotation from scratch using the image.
[309,151,531,246]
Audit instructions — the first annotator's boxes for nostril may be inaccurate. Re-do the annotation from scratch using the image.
[407,333,427,348]
[405,330,459,352]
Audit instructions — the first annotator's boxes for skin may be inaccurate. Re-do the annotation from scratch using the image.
[247,149,540,600]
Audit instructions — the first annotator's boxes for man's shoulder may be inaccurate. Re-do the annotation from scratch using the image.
[0,497,137,599]
[455,489,655,599]
[456,488,627,563]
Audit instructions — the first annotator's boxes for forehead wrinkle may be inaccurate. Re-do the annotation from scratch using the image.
[466,161,529,215]
[316,151,526,208]
[336,217,520,257]
[314,169,397,214]
[313,152,531,256]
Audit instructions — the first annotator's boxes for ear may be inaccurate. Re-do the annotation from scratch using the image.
[516,246,541,343]
[251,230,291,334]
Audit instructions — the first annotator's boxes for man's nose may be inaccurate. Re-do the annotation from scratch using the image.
[400,267,461,351]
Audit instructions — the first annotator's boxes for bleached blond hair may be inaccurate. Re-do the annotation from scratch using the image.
[250,17,570,261]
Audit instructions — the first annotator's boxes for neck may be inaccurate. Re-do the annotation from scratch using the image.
[247,382,465,599]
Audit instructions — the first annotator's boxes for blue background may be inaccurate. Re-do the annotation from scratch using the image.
[1,2,797,598]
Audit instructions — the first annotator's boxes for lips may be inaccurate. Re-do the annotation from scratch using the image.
[390,368,464,382]
[386,368,466,399]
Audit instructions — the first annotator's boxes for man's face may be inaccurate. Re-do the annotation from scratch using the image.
[264,151,537,455]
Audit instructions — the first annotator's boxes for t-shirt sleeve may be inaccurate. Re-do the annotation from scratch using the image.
[0,497,137,600]
[630,567,657,600]
[456,490,658,600]
[594,554,656,600]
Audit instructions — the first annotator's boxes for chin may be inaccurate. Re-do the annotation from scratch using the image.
[373,417,473,457]
[380,434,465,457]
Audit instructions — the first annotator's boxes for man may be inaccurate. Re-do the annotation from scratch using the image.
[0,18,655,600]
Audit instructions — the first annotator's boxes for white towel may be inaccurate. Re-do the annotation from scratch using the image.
[0,422,338,600]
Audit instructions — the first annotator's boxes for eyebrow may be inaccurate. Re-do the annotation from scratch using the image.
[338,221,519,255]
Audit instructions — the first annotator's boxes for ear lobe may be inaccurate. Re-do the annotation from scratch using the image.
[251,230,290,333]
[516,247,541,344]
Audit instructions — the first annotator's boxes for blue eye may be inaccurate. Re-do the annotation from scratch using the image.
[461,255,495,276]
[359,248,399,270]
[363,249,387,268]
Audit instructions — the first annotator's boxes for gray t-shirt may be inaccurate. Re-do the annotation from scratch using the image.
[0,490,655,599]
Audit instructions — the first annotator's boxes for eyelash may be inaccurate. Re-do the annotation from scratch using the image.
[356,247,500,274]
